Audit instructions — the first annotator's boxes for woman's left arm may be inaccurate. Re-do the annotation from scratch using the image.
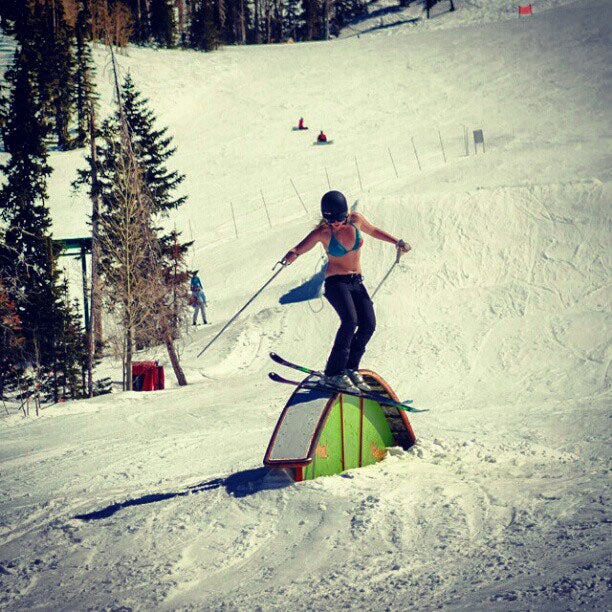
[353,212,411,253]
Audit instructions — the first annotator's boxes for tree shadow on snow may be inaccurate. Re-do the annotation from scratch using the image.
[340,0,421,37]
[365,4,404,20]
[74,467,292,521]
[343,17,420,38]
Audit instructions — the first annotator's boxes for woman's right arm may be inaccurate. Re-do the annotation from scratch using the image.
[282,227,324,264]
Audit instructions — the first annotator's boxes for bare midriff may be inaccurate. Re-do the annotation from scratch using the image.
[325,250,362,277]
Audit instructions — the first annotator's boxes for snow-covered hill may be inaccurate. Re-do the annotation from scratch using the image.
[1,1,610,609]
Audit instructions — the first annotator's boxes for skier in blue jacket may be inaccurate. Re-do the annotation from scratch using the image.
[190,271,208,325]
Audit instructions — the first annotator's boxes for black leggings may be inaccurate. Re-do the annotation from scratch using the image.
[323,274,376,376]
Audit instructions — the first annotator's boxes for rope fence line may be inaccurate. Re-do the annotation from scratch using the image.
[189,124,484,240]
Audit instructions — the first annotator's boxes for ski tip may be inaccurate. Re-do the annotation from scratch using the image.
[402,406,428,413]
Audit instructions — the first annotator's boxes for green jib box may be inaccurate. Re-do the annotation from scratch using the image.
[264,372,416,481]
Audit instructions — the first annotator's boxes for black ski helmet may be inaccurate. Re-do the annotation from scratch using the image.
[321,190,348,222]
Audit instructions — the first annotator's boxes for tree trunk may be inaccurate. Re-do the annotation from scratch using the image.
[323,0,329,40]
[265,0,271,43]
[165,332,187,386]
[238,0,246,44]
[274,0,282,42]
[177,0,185,43]
[55,101,70,150]
[87,101,102,397]
[254,0,261,43]
[125,325,133,390]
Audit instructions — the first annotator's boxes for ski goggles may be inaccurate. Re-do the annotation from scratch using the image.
[324,213,348,223]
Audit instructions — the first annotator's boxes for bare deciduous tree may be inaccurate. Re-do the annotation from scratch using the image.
[90,0,132,45]
[97,44,188,390]
[108,1,132,46]
[90,0,108,41]
[97,137,159,389]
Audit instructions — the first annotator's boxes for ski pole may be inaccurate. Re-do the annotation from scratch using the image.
[196,263,286,358]
[371,243,405,299]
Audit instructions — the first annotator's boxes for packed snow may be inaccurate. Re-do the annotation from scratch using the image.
[1,0,611,609]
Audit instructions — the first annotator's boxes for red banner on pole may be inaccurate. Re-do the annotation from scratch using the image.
[518,4,533,15]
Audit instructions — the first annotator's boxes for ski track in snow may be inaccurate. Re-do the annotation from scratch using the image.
[1,0,611,609]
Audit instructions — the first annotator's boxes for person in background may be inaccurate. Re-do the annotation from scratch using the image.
[298,117,308,130]
[317,130,327,143]
[190,271,208,325]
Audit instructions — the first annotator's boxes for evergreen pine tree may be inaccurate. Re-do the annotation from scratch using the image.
[74,71,189,387]
[190,0,220,50]
[160,230,193,338]
[149,0,176,47]
[301,0,321,41]
[0,79,10,151]
[124,0,151,44]
[74,0,97,147]
[0,45,60,378]
[54,280,89,400]
[283,0,302,41]
[120,74,187,217]
[222,0,249,44]
[50,9,77,150]
[0,0,20,34]
[24,0,77,150]
[334,0,365,30]
[8,1,77,150]
[0,274,25,401]
[2,5,108,404]
[0,42,91,404]
[119,75,191,347]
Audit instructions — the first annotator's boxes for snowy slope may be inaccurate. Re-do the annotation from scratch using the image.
[1,0,611,609]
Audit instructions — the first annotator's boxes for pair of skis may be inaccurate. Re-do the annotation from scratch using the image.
[268,352,426,413]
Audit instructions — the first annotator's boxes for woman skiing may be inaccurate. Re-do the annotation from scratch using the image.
[282,190,410,392]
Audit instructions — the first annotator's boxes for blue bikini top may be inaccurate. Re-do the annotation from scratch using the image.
[327,222,363,257]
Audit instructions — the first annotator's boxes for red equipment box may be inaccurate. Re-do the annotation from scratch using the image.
[132,361,165,391]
